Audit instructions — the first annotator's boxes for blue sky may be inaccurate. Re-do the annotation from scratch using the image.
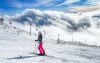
[0,0,100,15]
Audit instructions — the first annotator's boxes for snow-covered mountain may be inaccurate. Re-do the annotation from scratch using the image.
[3,9,100,46]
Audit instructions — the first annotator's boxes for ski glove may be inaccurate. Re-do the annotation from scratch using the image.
[35,40,38,41]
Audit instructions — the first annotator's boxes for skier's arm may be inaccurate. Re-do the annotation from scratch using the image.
[35,37,39,41]
[35,40,38,41]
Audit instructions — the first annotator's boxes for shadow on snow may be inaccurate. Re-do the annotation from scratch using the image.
[7,55,37,60]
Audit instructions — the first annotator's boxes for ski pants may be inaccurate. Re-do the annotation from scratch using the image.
[38,43,45,54]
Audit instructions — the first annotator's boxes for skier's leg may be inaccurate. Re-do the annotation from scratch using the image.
[40,43,45,54]
[38,44,42,54]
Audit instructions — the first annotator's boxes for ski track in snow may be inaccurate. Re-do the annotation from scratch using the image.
[0,29,100,63]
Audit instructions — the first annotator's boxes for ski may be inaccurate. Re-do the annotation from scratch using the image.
[29,52,47,56]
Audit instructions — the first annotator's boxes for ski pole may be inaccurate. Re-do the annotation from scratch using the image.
[35,41,37,54]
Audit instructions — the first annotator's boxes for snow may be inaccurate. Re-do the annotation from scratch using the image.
[0,27,100,63]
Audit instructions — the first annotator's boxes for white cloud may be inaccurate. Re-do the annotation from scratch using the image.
[5,0,23,8]
[36,0,52,5]
[4,8,98,32]
[13,1,23,8]
[86,0,100,6]
[56,0,80,7]
[24,0,53,7]
[69,6,100,12]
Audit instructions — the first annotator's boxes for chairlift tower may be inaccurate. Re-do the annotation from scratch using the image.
[27,17,33,36]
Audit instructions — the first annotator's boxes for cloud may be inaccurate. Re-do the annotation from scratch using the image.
[69,6,100,12]
[56,0,80,7]
[13,1,23,8]
[22,0,53,8]
[55,0,100,12]
[5,0,22,8]
[85,0,100,6]
[36,0,52,5]
[4,8,100,31]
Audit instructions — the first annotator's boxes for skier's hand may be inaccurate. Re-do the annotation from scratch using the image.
[35,40,37,41]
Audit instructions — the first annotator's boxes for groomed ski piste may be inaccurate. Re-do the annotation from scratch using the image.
[0,23,100,63]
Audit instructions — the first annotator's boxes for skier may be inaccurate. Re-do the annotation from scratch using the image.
[35,31,46,56]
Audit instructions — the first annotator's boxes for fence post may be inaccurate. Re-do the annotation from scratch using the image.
[95,42,97,48]
[49,35,50,39]
[72,37,73,42]
[57,34,60,44]
[85,40,87,46]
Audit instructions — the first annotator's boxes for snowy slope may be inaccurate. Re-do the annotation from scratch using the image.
[0,26,100,63]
